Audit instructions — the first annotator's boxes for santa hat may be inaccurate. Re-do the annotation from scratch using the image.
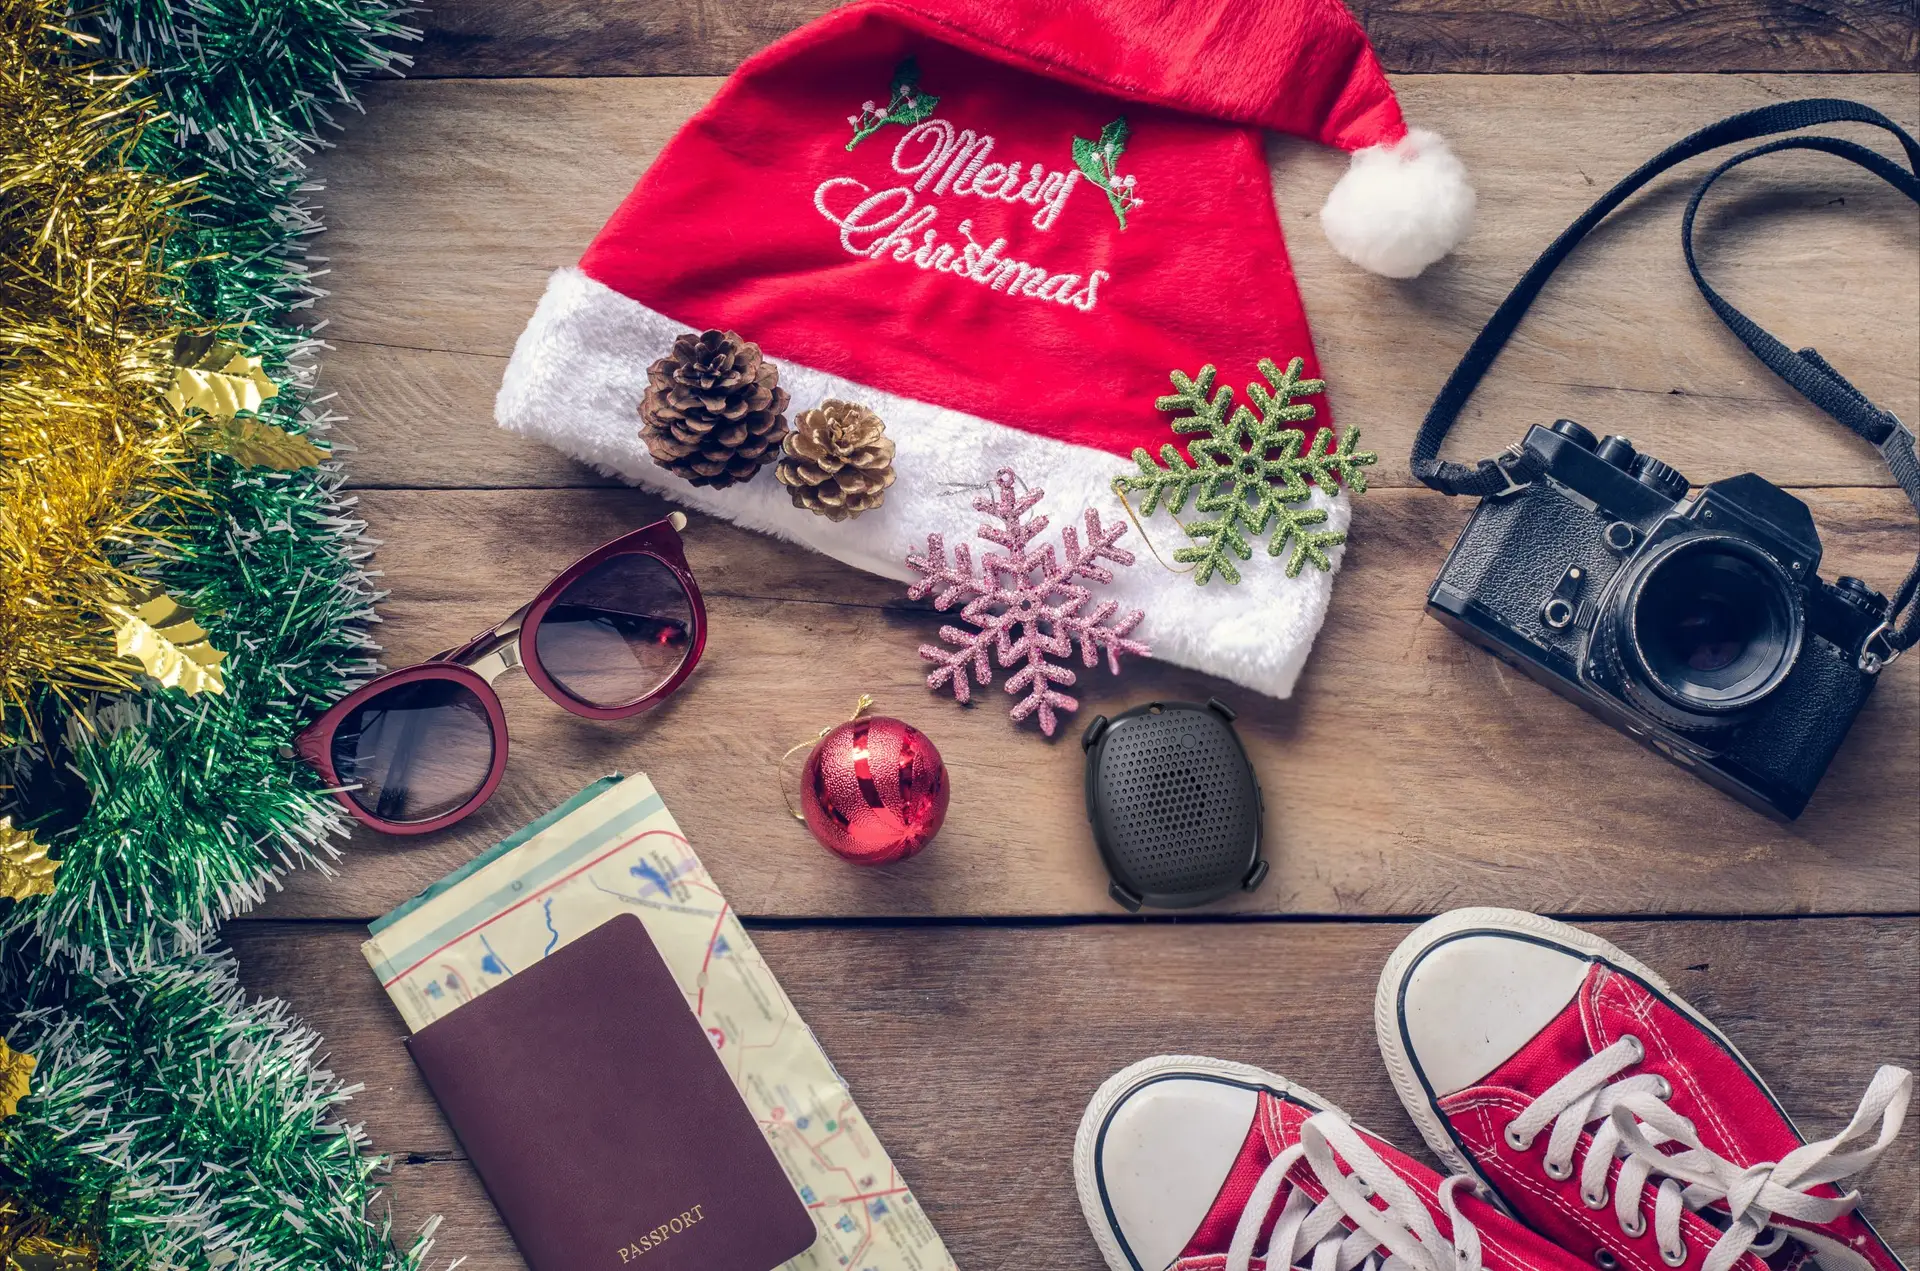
[497,0,1473,703]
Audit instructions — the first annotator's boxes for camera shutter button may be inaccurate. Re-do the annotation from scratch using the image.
[1631,455,1690,502]
[1595,435,1639,470]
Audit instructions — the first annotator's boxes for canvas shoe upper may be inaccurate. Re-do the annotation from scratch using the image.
[1375,909,1911,1271]
[1074,1054,1605,1271]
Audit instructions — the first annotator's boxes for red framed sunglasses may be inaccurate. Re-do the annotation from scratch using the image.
[296,513,706,834]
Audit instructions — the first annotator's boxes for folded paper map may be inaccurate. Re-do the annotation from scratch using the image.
[363,773,956,1271]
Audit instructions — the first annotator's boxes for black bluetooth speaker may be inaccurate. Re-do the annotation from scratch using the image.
[1081,699,1266,911]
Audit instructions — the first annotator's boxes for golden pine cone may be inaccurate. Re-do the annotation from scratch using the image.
[639,330,790,488]
[774,400,897,522]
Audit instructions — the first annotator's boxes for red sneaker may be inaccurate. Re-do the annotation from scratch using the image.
[1375,909,1911,1271]
[1074,1054,1603,1271]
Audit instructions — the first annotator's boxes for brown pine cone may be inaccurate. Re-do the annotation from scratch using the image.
[639,330,790,488]
[774,400,897,522]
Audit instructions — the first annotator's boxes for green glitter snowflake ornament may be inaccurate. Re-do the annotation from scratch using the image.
[1116,358,1377,585]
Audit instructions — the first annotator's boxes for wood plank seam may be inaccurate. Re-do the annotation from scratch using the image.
[231,911,1920,926]
[393,0,1920,77]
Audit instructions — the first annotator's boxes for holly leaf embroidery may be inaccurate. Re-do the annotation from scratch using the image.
[891,59,934,112]
[846,57,940,150]
[1071,117,1140,229]
[1071,136,1103,183]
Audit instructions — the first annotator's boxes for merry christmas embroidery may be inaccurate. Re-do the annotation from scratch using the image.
[891,117,1084,231]
[814,57,1128,311]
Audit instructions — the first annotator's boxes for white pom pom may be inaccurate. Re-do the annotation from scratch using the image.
[1320,128,1475,279]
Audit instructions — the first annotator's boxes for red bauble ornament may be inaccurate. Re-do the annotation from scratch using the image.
[799,715,949,865]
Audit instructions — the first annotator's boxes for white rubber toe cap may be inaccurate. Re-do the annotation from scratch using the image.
[1094,1075,1259,1271]
[1398,931,1590,1096]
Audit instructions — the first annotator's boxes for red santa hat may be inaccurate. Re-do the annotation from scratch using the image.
[498,0,1473,702]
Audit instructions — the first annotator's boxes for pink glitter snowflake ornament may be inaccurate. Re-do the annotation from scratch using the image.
[906,468,1151,736]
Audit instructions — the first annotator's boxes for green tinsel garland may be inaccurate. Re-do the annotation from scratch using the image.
[3,0,423,972]
[0,943,436,1268]
[2,0,434,1264]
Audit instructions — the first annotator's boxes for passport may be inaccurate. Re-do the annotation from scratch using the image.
[405,913,818,1271]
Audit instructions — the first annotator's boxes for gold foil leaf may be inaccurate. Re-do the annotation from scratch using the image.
[0,820,57,903]
[164,336,277,420]
[6,1235,98,1271]
[0,1039,34,1119]
[194,416,326,470]
[0,1191,99,1271]
[110,592,227,696]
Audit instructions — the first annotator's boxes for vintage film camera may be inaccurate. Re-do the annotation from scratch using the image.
[1427,419,1892,820]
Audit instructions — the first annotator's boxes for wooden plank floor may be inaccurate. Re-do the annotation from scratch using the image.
[240,0,1920,1266]
[234,919,1919,1269]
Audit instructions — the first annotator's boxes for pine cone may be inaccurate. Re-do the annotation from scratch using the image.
[639,330,790,488]
[775,400,897,522]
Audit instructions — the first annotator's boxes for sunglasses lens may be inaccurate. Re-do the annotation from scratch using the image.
[330,678,495,825]
[533,552,695,707]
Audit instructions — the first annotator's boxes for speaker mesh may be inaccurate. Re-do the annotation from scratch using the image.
[1095,707,1258,896]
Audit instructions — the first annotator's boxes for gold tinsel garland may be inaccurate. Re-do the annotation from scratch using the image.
[0,5,202,740]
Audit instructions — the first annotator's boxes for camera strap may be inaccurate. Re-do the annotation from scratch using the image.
[1409,97,1920,661]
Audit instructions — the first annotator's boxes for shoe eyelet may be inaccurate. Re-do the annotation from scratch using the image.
[1653,1076,1672,1099]
[1662,1243,1687,1268]
[1621,1215,1646,1239]
[1623,1034,1645,1060]
[1544,1158,1573,1180]
[1582,1188,1608,1210]
[1504,1123,1532,1152]
[1595,1251,1620,1271]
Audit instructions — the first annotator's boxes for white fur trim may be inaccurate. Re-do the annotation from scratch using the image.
[496,267,1347,701]
[1320,128,1475,280]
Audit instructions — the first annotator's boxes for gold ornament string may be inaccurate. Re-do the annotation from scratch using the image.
[1109,477,1198,577]
[0,7,209,740]
[778,694,876,821]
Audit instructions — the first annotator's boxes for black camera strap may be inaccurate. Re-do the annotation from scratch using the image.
[1409,97,1920,663]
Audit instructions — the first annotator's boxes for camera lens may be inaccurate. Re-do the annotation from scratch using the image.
[1610,536,1803,725]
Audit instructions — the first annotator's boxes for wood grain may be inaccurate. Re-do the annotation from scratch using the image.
[257,484,1920,923]
[400,0,1920,78]
[226,918,1920,1271]
[209,2,1920,1264]
[310,74,1920,493]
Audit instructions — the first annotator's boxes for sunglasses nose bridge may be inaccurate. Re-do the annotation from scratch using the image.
[464,636,524,687]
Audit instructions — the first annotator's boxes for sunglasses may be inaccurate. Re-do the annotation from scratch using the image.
[296,513,706,834]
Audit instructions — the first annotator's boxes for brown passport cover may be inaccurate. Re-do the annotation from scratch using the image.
[405,913,818,1271]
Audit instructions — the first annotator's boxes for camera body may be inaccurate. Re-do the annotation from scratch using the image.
[1428,419,1890,820]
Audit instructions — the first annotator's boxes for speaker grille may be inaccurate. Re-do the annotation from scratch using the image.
[1095,707,1257,896]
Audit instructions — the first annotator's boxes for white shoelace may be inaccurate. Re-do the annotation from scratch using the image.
[1503,1035,1911,1271]
[1227,1111,1484,1271]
